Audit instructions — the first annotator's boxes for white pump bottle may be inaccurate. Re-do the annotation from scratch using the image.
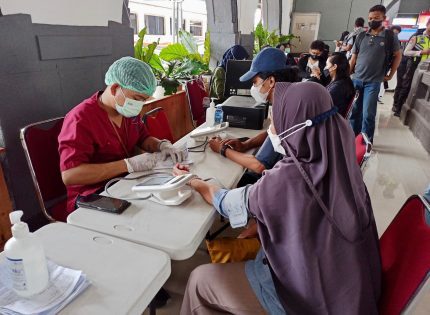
[4,211,49,297]
[205,97,216,126]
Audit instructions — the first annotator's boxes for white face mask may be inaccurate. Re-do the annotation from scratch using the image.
[251,80,270,104]
[267,120,313,155]
[267,126,286,155]
[115,87,145,118]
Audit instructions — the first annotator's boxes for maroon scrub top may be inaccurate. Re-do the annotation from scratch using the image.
[58,91,149,214]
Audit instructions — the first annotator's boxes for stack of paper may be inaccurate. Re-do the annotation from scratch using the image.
[0,260,90,315]
[154,158,193,170]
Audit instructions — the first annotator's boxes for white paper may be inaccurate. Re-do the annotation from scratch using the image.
[0,260,90,315]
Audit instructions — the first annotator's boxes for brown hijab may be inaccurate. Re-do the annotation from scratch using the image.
[248,82,381,315]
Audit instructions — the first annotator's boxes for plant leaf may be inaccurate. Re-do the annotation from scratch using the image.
[203,31,210,65]
[179,29,199,55]
[144,39,159,63]
[159,43,190,61]
[148,53,165,75]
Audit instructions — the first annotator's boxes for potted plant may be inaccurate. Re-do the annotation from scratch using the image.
[254,22,299,53]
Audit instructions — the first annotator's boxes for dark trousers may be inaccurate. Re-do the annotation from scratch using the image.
[393,59,418,114]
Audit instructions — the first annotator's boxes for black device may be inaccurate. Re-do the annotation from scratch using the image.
[76,194,131,214]
[224,60,253,98]
[222,96,267,130]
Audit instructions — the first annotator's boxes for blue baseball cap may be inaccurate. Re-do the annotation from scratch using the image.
[239,48,288,82]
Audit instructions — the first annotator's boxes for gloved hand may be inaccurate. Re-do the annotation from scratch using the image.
[159,140,186,163]
[124,153,157,173]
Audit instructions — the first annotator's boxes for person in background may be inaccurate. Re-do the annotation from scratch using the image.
[349,4,401,142]
[58,57,185,217]
[392,19,430,116]
[378,25,402,104]
[324,52,356,117]
[298,40,329,85]
[343,17,366,60]
[335,31,350,52]
[276,42,297,65]
[209,48,300,185]
[209,45,250,100]
[178,81,381,315]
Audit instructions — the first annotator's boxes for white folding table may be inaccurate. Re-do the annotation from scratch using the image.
[67,125,264,260]
[1,223,171,315]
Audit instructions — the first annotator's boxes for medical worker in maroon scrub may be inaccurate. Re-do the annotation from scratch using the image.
[58,57,185,216]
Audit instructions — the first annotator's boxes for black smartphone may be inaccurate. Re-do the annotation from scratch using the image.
[76,194,131,214]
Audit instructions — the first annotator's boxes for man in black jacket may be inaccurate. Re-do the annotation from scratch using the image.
[298,40,329,86]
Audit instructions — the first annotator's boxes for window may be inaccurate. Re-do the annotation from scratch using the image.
[130,13,138,35]
[145,15,165,35]
[190,20,203,36]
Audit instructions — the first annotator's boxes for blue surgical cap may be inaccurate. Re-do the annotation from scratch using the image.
[105,56,157,96]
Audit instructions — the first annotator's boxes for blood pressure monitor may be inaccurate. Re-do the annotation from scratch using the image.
[132,174,195,206]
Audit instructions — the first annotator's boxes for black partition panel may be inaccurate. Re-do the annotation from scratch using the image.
[0,13,134,229]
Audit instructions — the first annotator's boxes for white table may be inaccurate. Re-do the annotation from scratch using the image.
[1,223,171,315]
[67,125,264,260]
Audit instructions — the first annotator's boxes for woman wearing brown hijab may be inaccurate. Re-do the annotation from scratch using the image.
[176,81,381,315]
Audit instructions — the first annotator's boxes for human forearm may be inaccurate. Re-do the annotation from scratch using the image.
[349,54,357,73]
[242,132,267,151]
[225,149,266,174]
[62,160,127,186]
[189,178,220,205]
[388,51,402,77]
[141,136,162,153]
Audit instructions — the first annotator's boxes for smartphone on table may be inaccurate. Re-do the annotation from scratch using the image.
[76,194,131,214]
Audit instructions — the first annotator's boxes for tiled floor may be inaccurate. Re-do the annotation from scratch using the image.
[145,91,430,315]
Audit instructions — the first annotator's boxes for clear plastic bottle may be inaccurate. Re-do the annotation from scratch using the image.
[206,97,216,126]
[4,211,49,297]
[214,105,224,125]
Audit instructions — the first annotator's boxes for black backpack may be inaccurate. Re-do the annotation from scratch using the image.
[354,29,395,75]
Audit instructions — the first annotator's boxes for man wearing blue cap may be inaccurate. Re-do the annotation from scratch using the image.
[209,48,299,186]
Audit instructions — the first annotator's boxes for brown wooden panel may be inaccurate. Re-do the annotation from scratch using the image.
[141,91,195,142]
[0,152,13,250]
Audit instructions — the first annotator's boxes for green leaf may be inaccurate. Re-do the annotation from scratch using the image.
[203,31,210,65]
[134,37,143,60]
[179,29,199,55]
[159,43,190,61]
[143,40,159,63]
[148,53,165,73]
[138,27,147,39]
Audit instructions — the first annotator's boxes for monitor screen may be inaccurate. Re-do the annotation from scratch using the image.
[224,60,253,98]
[397,28,418,42]
[137,176,174,187]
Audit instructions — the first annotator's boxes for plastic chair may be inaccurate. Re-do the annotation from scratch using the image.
[142,107,174,143]
[185,77,208,127]
[355,132,372,170]
[344,90,359,119]
[379,195,430,315]
[20,118,67,222]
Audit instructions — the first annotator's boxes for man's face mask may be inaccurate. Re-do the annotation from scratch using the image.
[285,47,291,54]
[251,79,271,104]
[368,19,383,30]
[115,87,145,117]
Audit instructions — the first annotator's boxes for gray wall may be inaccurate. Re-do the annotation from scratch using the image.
[293,0,378,51]
[399,0,429,13]
[0,13,133,229]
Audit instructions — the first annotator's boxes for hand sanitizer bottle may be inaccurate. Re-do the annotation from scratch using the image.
[4,211,49,297]
[214,105,224,125]
[206,97,216,126]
